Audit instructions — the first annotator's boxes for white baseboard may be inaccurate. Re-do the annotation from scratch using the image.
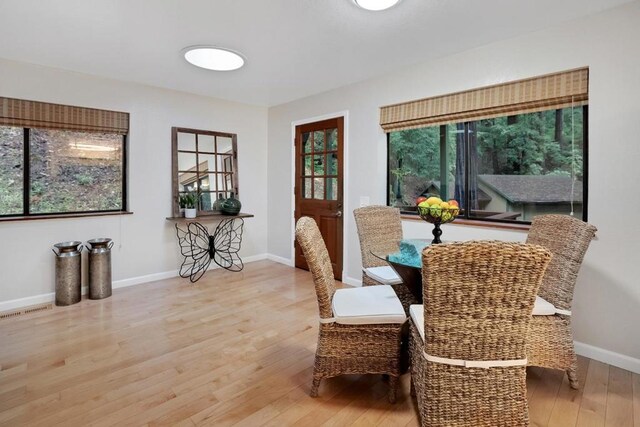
[574,340,640,374]
[0,293,56,313]
[112,270,179,290]
[0,253,268,313]
[234,253,268,265]
[266,253,294,266]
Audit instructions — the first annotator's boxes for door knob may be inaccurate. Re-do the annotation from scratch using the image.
[336,211,342,217]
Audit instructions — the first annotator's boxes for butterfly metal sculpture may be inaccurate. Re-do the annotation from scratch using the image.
[175,218,244,283]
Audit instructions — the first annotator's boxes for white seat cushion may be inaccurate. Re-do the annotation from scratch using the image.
[409,304,425,343]
[363,266,402,285]
[532,295,559,316]
[331,285,406,325]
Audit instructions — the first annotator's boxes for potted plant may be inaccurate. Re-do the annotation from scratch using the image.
[178,194,188,217]
[183,192,198,219]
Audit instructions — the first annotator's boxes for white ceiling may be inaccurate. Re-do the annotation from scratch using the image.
[0,0,633,106]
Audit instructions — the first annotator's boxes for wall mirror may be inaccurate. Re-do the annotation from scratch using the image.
[171,127,238,217]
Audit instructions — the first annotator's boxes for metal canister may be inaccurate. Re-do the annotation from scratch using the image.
[86,238,114,300]
[52,241,83,306]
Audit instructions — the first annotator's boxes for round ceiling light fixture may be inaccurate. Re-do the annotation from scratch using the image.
[353,0,401,11]
[183,46,246,71]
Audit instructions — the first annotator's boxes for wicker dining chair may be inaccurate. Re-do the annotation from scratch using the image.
[295,216,405,403]
[354,205,403,286]
[409,241,551,427]
[354,206,417,310]
[525,214,597,389]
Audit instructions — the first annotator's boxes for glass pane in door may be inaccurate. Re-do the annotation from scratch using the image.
[314,131,325,152]
[327,178,338,200]
[304,178,312,198]
[303,155,312,176]
[327,153,337,176]
[327,128,338,150]
[303,132,312,153]
[313,155,324,176]
[313,178,325,200]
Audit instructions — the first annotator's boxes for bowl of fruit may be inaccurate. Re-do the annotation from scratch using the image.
[415,196,461,244]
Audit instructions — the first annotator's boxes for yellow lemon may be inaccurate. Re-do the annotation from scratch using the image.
[425,196,442,205]
[440,202,450,209]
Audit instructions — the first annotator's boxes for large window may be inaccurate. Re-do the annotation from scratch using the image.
[0,126,126,217]
[387,106,587,224]
[0,97,129,218]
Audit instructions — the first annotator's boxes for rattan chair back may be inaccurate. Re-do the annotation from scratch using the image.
[412,241,552,426]
[354,205,403,269]
[295,217,336,320]
[526,214,597,311]
[422,241,552,362]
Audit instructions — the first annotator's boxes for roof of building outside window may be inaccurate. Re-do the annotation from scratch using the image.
[478,174,583,204]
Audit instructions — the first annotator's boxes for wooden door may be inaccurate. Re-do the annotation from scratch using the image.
[294,117,344,280]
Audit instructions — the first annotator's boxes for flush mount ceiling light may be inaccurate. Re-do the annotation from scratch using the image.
[353,0,401,11]
[183,46,245,71]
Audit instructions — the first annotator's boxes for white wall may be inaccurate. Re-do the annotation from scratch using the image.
[0,59,269,306]
[267,2,640,363]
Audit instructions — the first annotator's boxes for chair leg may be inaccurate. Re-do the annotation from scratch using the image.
[310,377,321,397]
[566,351,580,389]
[388,375,399,403]
[567,367,579,390]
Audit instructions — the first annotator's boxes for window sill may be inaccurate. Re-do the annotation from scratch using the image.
[400,214,530,232]
[0,211,133,223]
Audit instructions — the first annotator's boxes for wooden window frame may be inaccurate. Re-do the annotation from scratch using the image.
[171,127,239,217]
[386,106,589,227]
[0,126,129,221]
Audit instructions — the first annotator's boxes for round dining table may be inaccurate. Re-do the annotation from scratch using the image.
[371,239,434,304]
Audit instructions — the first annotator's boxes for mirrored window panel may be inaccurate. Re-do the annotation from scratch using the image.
[172,128,238,216]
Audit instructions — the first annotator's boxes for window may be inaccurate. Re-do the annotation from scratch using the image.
[0,97,129,219]
[387,106,587,223]
[171,127,239,217]
[381,68,589,225]
[300,128,339,201]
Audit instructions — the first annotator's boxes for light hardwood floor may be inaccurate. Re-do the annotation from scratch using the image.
[0,260,638,426]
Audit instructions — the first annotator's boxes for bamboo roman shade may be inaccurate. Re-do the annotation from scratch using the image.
[380,67,588,132]
[0,97,129,134]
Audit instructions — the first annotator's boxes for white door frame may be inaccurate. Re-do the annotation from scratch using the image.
[290,110,350,281]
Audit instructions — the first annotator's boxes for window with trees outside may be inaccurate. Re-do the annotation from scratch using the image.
[387,106,587,224]
[382,68,589,225]
[0,97,129,219]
